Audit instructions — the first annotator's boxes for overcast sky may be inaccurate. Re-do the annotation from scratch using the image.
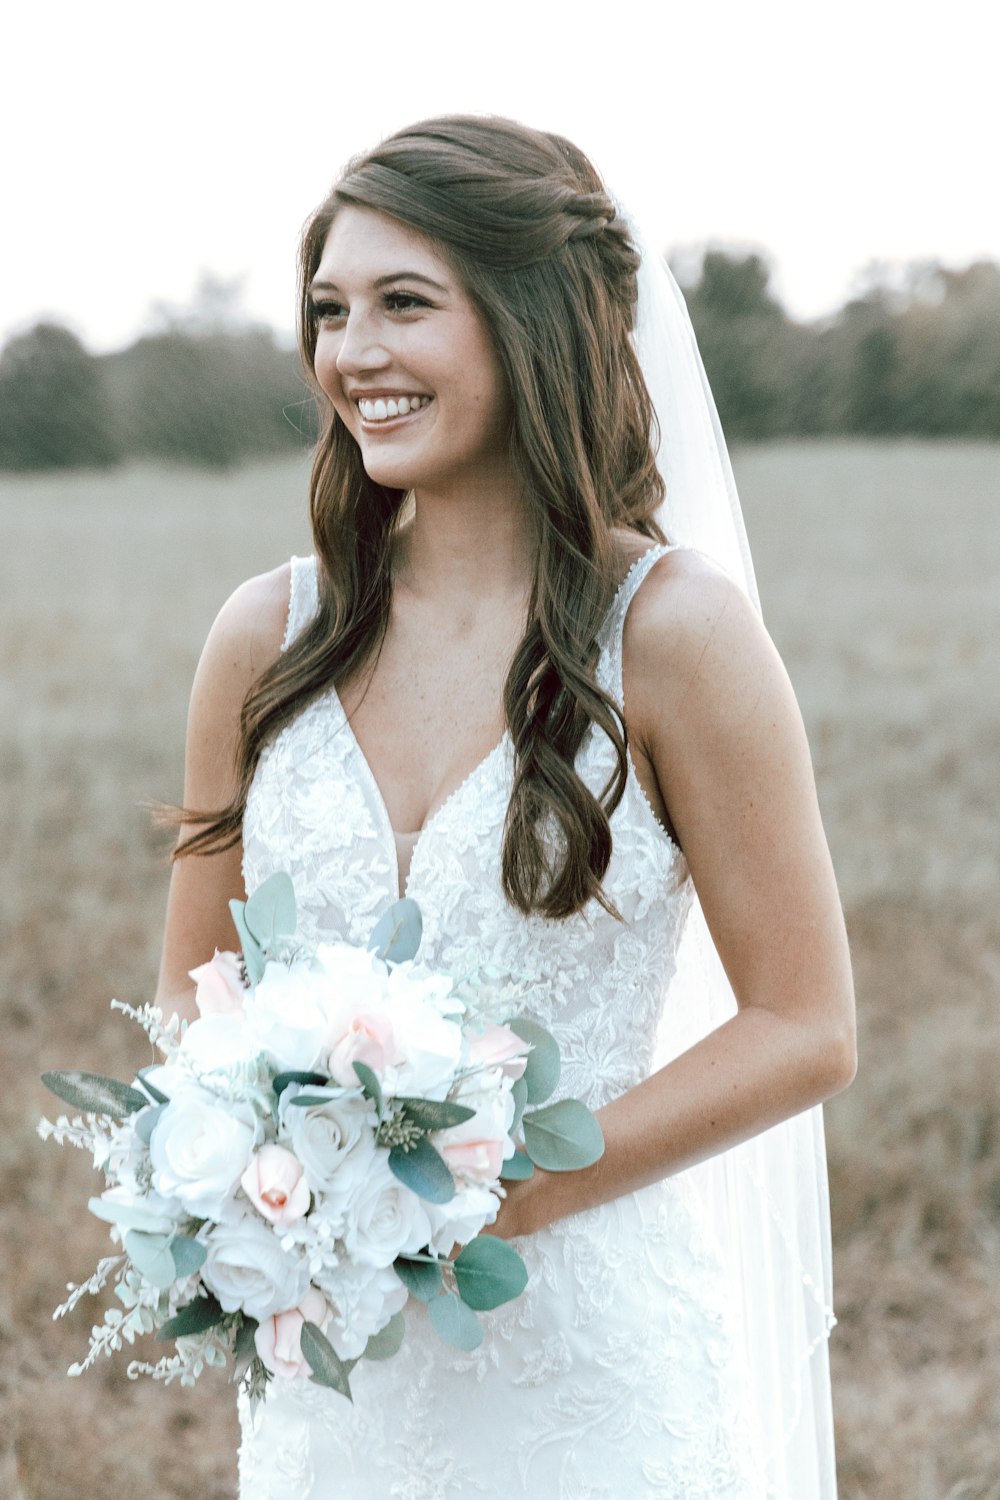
[5,0,995,351]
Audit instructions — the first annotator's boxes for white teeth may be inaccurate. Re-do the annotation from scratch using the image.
[357,395,430,423]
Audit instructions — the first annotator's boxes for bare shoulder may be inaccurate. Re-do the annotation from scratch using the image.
[199,561,292,683]
[623,547,778,710]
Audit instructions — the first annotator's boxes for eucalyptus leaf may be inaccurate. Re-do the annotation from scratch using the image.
[363,1310,406,1361]
[135,1068,171,1105]
[398,1096,475,1130]
[124,1230,177,1288]
[87,1195,173,1235]
[510,1076,528,1135]
[522,1099,605,1172]
[301,1320,355,1402]
[244,871,297,955]
[393,1255,443,1302]
[499,1151,535,1181]
[453,1236,529,1311]
[427,1291,483,1351]
[229,900,265,985]
[272,1070,328,1099]
[368,898,422,964]
[507,1017,560,1105]
[352,1060,384,1121]
[134,1102,167,1146]
[156,1294,224,1341]
[285,1092,346,1108]
[170,1234,208,1278]
[41,1070,150,1118]
[388,1136,455,1204]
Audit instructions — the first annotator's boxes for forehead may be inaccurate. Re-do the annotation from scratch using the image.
[314,206,455,287]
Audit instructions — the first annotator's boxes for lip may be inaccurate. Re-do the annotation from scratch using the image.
[353,395,433,434]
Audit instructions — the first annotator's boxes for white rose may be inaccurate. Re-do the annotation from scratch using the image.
[314,942,391,1008]
[318,1260,408,1360]
[425,1183,501,1258]
[278,1088,377,1209]
[149,1089,261,1220]
[202,1211,312,1321]
[341,1152,432,1268]
[382,979,465,1099]
[176,1014,260,1075]
[244,960,334,1073]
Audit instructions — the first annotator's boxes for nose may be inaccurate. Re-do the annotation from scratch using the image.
[335,306,390,378]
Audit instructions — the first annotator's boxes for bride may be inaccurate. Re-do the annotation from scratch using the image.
[156,116,856,1498]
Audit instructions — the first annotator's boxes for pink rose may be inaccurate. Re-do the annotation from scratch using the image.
[190,950,246,1017]
[327,1012,396,1086]
[466,1024,531,1081]
[241,1144,310,1228]
[254,1287,329,1380]
[439,1138,507,1183]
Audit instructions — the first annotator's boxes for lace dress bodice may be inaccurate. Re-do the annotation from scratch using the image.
[238,545,767,1499]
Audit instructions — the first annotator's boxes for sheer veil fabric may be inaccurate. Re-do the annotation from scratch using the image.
[624,209,838,1498]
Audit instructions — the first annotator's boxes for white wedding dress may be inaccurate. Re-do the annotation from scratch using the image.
[237,546,768,1499]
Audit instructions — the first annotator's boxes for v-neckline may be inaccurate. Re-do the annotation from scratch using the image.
[328,543,665,903]
[331,684,510,901]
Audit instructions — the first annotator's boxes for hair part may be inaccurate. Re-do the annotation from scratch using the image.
[175,114,667,919]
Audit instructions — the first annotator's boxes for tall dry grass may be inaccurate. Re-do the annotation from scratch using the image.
[1,441,997,1498]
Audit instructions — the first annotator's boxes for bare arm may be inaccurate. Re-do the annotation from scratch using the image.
[500,549,856,1235]
[154,564,291,1024]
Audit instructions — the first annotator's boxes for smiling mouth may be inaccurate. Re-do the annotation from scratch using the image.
[356,395,433,427]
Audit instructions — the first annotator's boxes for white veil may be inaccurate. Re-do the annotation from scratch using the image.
[626,212,839,1498]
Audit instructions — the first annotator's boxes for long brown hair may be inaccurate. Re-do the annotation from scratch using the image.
[176,114,667,919]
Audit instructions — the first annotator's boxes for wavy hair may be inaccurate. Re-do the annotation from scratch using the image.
[176,114,668,918]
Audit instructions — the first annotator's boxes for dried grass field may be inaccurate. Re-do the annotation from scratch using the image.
[2,441,997,1499]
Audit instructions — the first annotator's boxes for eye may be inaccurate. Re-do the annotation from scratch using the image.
[311,298,346,325]
[383,290,430,314]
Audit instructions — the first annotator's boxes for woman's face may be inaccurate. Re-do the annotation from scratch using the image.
[310,206,513,497]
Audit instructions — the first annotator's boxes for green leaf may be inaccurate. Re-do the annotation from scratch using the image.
[301,1320,355,1402]
[135,1068,171,1105]
[134,1102,167,1145]
[170,1234,208,1278]
[229,899,265,985]
[499,1151,535,1181]
[231,1315,259,1382]
[521,1099,605,1172]
[427,1292,483,1351]
[510,1076,528,1135]
[88,1195,174,1234]
[273,1070,328,1099]
[124,1230,177,1288]
[244,871,297,955]
[41,1070,150,1118]
[398,1096,475,1130]
[388,1136,455,1204]
[368,897,422,963]
[394,1255,443,1302]
[363,1310,406,1361]
[507,1017,560,1105]
[285,1092,347,1108]
[453,1236,529,1310]
[352,1060,384,1121]
[156,1293,224,1341]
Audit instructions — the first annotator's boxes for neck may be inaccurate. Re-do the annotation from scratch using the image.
[394,471,536,607]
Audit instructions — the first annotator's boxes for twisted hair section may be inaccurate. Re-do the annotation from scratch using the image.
[174,114,668,920]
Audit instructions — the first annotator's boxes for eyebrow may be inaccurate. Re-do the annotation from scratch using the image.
[309,271,450,296]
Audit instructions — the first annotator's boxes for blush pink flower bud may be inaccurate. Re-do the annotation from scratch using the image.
[189,950,246,1017]
[254,1287,329,1380]
[439,1138,507,1183]
[327,1012,396,1086]
[241,1144,310,1228]
[466,1024,531,1080]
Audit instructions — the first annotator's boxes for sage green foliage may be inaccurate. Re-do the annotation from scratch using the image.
[41,1070,150,1117]
[363,1311,406,1361]
[301,1320,356,1401]
[393,1256,443,1301]
[388,1135,456,1204]
[507,1017,560,1104]
[351,1060,384,1120]
[124,1230,176,1288]
[368,897,422,963]
[88,1196,172,1234]
[156,1295,225,1341]
[229,869,297,983]
[452,1237,528,1311]
[521,1099,605,1172]
[499,1150,535,1181]
[397,1096,476,1130]
[428,1292,483,1352]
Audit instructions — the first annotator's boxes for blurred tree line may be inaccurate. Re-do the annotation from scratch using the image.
[1,255,999,471]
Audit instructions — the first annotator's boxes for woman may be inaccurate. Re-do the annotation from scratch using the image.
[156,116,856,1498]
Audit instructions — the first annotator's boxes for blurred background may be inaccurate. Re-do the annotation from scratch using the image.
[2,2,998,1497]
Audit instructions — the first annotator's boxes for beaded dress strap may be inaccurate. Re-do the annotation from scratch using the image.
[281,555,320,653]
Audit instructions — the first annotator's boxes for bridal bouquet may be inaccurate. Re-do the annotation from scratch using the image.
[38,874,603,1406]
